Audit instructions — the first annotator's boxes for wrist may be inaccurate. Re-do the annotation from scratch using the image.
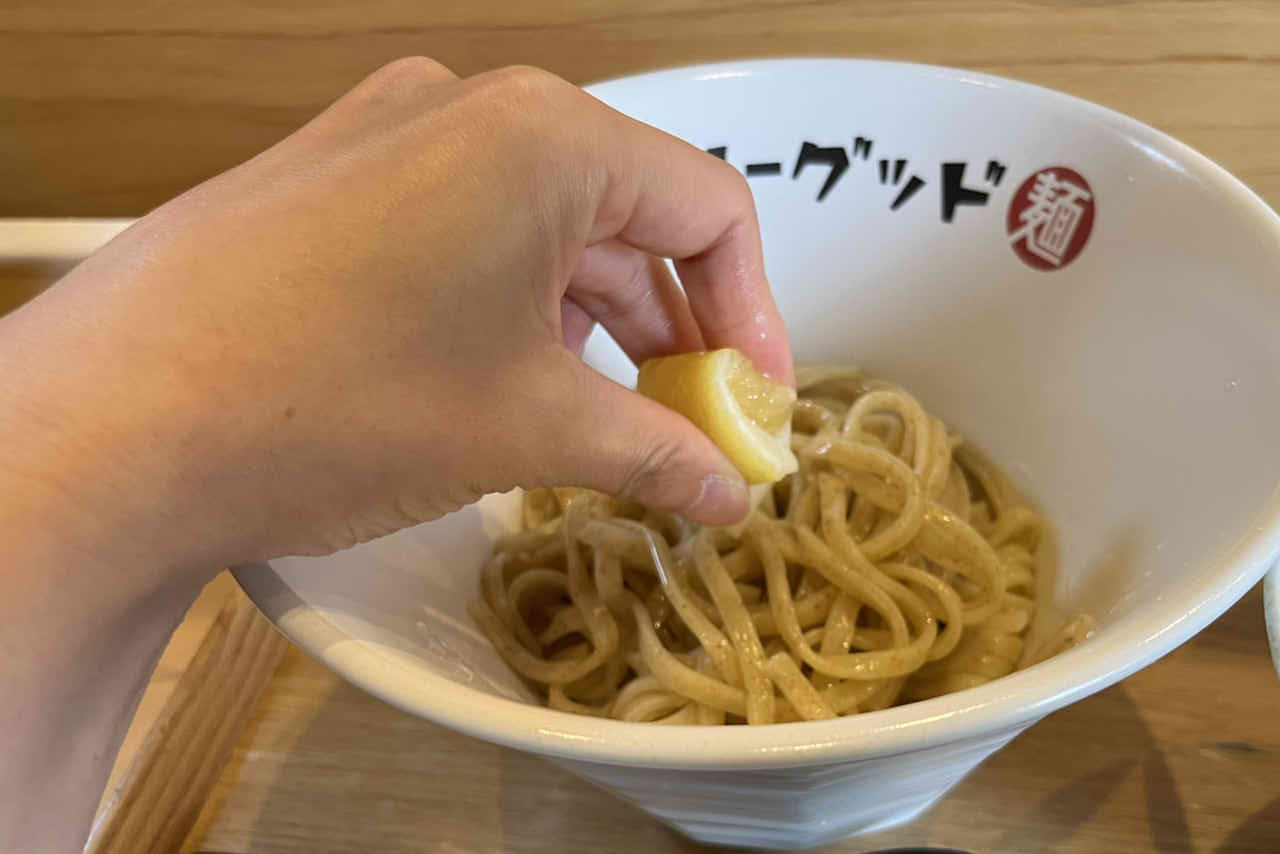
[0,411,219,600]
[0,289,227,593]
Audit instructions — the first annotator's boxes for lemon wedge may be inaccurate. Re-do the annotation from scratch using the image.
[637,349,798,485]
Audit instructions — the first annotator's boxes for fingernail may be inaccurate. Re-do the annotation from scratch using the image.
[687,473,750,526]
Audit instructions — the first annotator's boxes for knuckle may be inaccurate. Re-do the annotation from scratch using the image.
[618,437,686,503]
[464,66,584,174]
[348,57,456,108]
[719,161,755,212]
[698,150,754,211]
[372,55,455,87]
[485,64,572,99]
[472,65,578,135]
[583,252,654,325]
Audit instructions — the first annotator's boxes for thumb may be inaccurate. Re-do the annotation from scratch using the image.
[538,359,750,526]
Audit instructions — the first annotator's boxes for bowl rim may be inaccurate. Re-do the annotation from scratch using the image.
[236,57,1280,769]
[1266,568,1280,681]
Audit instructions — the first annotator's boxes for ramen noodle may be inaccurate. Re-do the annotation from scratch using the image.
[469,367,1094,724]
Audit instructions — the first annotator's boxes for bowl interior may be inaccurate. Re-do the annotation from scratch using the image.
[245,60,1280,739]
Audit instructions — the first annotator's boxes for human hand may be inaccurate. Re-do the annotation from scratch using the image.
[1,58,791,573]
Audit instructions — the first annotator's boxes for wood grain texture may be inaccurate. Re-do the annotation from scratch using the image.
[181,584,1280,854]
[96,573,242,817]
[86,583,288,854]
[2,2,1280,215]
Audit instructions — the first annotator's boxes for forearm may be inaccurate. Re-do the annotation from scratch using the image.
[0,295,214,851]
[0,537,199,851]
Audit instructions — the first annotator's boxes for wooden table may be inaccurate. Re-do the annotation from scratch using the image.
[4,2,1280,851]
[182,583,1280,854]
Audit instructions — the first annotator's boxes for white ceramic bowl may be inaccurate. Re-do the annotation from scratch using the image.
[234,59,1280,849]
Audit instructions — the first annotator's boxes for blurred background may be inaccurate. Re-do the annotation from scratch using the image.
[4,1,1278,216]
[4,2,1278,313]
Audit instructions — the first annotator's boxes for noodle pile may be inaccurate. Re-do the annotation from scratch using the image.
[469,368,1093,724]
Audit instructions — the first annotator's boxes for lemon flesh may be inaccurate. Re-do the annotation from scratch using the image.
[637,349,798,485]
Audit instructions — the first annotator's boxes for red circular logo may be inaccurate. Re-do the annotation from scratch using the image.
[1006,166,1095,270]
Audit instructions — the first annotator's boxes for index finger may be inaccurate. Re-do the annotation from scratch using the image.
[573,87,794,386]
